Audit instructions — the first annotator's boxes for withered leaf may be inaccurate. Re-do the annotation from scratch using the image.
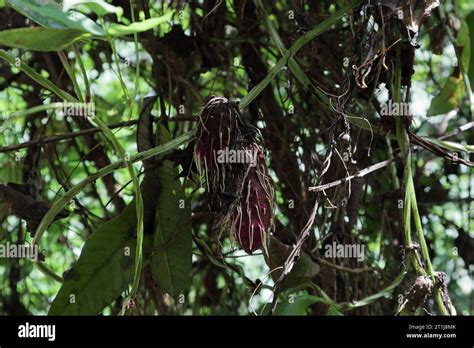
[397,275,433,315]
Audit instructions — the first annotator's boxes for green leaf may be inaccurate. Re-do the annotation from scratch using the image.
[427,74,464,116]
[150,128,192,297]
[456,19,470,72]
[49,203,137,315]
[275,295,320,315]
[63,0,123,18]
[0,162,22,185]
[107,13,173,36]
[327,306,344,316]
[6,0,169,38]
[6,0,103,35]
[466,11,474,86]
[0,27,90,51]
[264,294,331,315]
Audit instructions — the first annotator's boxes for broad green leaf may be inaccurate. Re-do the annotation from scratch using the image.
[427,74,464,116]
[275,295,321,315]
[7,0,169,38]
[262,294,330,315]
[151,161,192,297]
[0,163,22,184]
[6,0,103,35]
[0,27,90,51]
[151,127,192,297]
[49,203,137,315]
[107,13,173,36]
[456,19,470,73]
[63,0,123,18]
[265,293,344,315]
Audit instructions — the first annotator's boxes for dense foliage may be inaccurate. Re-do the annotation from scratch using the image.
[0,0,472,316]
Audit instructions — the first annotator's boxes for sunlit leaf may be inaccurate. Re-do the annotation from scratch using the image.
[107,12,173,36]
[6,0,103,35]
[63,0,123,18]
[427,73,464,116]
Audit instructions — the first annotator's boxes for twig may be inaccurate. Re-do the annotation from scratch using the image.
[270,199,320,314]
[0,120,137,153]
[438,121,474,140]
[410,133,474,167]
[316,257,372,274]
[308,158,395,192]
[0,116,196,153]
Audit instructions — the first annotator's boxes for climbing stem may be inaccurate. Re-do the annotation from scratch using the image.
[393,45,449,315]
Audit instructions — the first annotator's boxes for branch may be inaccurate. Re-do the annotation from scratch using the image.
[0,116,196,153]
[308,158,395,192]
